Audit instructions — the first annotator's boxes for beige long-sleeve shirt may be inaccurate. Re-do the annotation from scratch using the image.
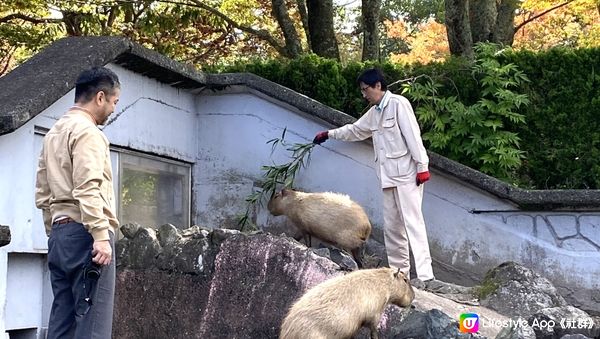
[329,91,429,188]
[35,109,119,241]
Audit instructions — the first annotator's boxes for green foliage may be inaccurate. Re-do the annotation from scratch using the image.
[238,128,315,231]
[403,43,530,180]
[284,55,349,110]
[474,275,500,300]
[502,47,600,189]
[381,0,445,25]
[121,169,157,206]
[0,0,276,72]
[210,54,352,112]
[0,0,62,70]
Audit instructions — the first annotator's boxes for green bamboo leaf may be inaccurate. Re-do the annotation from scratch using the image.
[239,127,315,230]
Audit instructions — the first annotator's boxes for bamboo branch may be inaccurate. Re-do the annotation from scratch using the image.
[238,128,315,231]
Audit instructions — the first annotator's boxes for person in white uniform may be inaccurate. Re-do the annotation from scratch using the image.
[313,68,435,282]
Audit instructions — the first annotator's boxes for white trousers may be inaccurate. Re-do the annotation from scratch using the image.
[382,183,434,280]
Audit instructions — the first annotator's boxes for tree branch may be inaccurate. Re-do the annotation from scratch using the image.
[151,0,289,57]
[0,46,17,77]
[0,13,63,24]
[1,0,290,57]
[514,1,574,33]
[271,0,302,57]
[296,0,311,49]
[63,0,288,55]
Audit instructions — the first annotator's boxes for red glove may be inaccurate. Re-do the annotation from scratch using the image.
[313,131,329,144]
[416,171,430,186]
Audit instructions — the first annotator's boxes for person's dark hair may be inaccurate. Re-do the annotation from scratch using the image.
[74,67,120,103]
[357,68,387,91]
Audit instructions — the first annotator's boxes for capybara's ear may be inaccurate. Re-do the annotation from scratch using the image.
[393,267,401,278]
[282,188,290,196]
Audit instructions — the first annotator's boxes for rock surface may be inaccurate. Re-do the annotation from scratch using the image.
[114,225,343,338]
[480,262,567,318]
[480,262,599,339]
[113,225,597,339]
[0,225,10,247]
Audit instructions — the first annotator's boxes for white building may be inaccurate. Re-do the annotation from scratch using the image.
[1,36,599,338]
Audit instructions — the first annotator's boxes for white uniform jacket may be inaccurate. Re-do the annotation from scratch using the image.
[328,91,429,188]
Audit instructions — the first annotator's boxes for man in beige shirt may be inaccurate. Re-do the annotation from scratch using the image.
[35,66,120,339]
[313,68,435,282]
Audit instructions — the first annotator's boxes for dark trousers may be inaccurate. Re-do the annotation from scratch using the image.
[47,221,115,339]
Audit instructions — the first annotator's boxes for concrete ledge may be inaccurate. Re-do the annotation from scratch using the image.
[429,152,600,210]
[203,73,356,128]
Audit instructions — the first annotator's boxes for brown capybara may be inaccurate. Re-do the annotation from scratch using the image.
[280,267,414,339]
[267,188,372,267]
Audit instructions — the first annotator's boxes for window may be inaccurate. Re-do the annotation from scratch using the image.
[118,152,191,229]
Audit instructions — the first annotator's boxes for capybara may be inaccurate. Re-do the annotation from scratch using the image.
[280,267,414,339]
[267,188,372,267]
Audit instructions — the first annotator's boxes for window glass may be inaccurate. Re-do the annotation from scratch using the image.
[119,152,190,229]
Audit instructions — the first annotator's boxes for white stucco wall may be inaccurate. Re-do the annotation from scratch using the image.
[422,171,600,311]
[102,65,198,163]
[194,90,382,232]
[0,109,53,338]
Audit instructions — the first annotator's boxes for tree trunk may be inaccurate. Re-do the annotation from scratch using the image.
[445,0,473,58]
[62,11,83,36]
[469,0,497,43]
[296,0,311,50]
[361,0,381,61]
[446,0,519,55]
[494,0,519,45]
[271,0,303,57]
[306,0,340,60]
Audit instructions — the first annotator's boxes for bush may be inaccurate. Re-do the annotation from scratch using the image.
[503,48,600,189]
[403,44,529,180]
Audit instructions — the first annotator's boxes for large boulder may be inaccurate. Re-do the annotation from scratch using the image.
[480,262,567,318]
[478,262,599,339]
[114,226,343,338]
[527,306,599,339]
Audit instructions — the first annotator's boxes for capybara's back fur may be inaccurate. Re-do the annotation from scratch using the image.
[280,268,414,339]
[267,189,371,252]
